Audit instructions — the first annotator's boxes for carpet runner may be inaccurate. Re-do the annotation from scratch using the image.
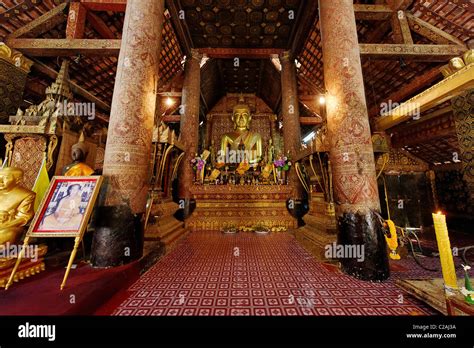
[111,231,440,316]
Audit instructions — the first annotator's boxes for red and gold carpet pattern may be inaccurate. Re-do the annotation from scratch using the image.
[112,231,436,316]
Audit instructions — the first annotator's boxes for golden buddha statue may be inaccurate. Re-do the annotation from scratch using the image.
[220,99,263,165]
[463,39,474,65]
[0,167,36,245]
[62,133,94,176]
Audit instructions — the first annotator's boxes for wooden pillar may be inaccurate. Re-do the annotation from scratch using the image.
[280,50,303,199]
[91,0,165,267]
[452,89,474,208]
[320,0,389,280]
[178,49,202,209]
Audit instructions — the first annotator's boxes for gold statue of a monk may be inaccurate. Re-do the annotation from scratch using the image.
[0,167,36,245]
[62,133,94,176]
[220,98,263,165]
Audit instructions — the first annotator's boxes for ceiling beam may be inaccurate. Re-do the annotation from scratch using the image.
[359,44,465,61]
[198,48,284,59]
[86,12,117,39]
[5,38,121,56]
[353,4,393,21]
[406,13,466,47]
[289,0,319,55]
[8,2,69,39]
[368,67,441,117]
[66,2,87,39]
[166,0,192,56]
[80,0,127,12]
[31,59,111,112]
[391,11,413,44]
[300,117,323,126]
[375,63,474,131]
[162,115,181,123]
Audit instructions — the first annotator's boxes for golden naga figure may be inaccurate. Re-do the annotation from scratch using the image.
[62,133,94,177]
[0,167,36,245]
[220,99,263,165]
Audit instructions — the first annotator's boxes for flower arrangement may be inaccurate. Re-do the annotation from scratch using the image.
[222,224,238,234]
[191,155,205,172]
[460,264,474,305]
[253,223,270,234]
[273,155,292,171]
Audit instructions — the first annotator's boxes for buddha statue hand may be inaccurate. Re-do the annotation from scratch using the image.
[0,211,9,224]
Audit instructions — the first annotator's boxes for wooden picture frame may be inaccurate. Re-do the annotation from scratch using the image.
[28,176,103,238]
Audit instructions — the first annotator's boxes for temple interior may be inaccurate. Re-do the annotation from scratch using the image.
[0,0,473,317]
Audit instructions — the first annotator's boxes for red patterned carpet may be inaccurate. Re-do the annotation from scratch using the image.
[110,231,437,316]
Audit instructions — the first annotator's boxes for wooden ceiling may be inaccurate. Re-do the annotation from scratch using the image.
[177,0,302,49]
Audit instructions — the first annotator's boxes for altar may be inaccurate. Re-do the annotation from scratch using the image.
[185,184,297,232]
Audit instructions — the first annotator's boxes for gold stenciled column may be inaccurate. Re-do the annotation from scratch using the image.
[280,51,303,199]
[452,89,474,209]
[178,49,202,213]
[91,0,165,267]
[320,0,389,280]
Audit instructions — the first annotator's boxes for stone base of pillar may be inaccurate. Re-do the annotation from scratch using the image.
[90,205,144,267]
[337,210,390,281]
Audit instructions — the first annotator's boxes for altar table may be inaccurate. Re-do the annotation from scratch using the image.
[186,185,298,231]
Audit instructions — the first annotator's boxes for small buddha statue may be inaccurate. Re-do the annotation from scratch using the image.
[463,39,474,65]
[62,133,95,176]
[0,167,36,245]
[267,138,275,164]
[220,98,263,165]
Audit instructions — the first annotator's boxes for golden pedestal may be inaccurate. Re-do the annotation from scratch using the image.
[0,244,47,288]
[186,185,298,231]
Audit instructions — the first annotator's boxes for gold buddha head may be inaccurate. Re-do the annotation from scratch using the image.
[0,167,24,192]
[232,103,251,131]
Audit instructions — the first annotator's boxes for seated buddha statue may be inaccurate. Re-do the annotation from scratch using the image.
[220,99,263,165]
[62,133,94,177]
[0,167,36,245]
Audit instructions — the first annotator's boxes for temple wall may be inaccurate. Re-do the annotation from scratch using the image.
[435,168,473,232]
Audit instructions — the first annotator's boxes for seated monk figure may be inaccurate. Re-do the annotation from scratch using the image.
[62,133,94,177]
[39,184,83,231]
[0,167,36,245]
[220,99,263,165]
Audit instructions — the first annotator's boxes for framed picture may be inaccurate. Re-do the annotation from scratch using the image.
[27,176,104,238]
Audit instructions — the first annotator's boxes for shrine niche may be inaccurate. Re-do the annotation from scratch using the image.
[0,59,101,189]
[206,93,281,159]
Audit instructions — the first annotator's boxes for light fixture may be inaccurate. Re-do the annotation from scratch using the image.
[165,97,175,107]
[319,95,326,105]
[303,131,316,143]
